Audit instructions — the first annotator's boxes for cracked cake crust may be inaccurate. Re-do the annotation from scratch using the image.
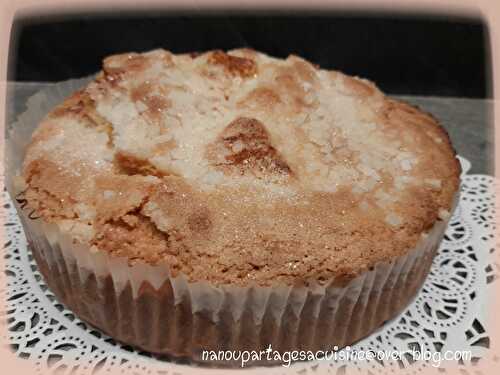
[20,48,460,287]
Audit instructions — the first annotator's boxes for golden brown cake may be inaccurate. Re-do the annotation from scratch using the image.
[11,48,460,366]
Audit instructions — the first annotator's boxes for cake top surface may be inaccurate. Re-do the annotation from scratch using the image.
[21,48,460,286]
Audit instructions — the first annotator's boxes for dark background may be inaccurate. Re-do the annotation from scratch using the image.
[9,10,492,98]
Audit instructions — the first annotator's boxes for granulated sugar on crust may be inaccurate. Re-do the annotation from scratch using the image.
[20,49,461,286]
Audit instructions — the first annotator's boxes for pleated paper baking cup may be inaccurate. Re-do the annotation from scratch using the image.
[5,79,457,367]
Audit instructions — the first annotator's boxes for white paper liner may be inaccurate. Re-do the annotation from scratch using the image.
[4,78,458,366]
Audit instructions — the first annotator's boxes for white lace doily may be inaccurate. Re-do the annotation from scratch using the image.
[1,155,498,375]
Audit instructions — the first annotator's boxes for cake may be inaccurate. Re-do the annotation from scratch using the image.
[10,48,460,366]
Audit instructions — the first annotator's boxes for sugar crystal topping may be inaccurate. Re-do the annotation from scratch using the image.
[20,49,460,284]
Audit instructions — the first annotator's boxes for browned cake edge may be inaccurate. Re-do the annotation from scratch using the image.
[5,60,461,365]
[11,188,457,366]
